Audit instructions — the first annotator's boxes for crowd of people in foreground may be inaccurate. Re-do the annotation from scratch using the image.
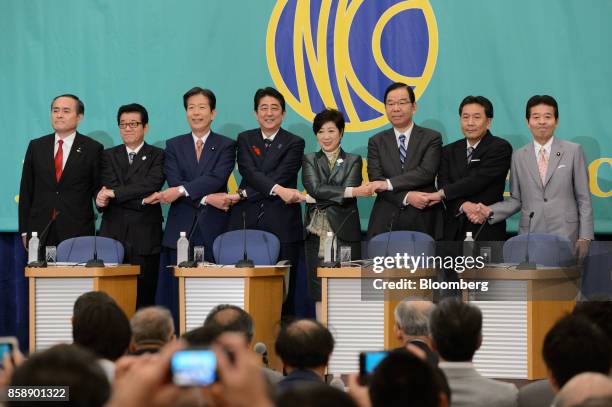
[1,293,612,407]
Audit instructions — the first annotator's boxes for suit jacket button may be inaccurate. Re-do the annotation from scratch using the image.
[543,198,548,202]
[56,191,59,195]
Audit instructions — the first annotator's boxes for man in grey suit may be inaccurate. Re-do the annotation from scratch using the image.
[431,298,518,407]
[366,82,443,239]
[477,95,593,258]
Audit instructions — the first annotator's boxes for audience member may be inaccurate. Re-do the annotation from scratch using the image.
[430,298,517,407]
[553,373,612,407]
[573,300,612,344]
[9,344,110,407]
[277,383,359,407]
[72,299,131,381]
[275,319,334,391]
[129,306,175,355]
[393,296,438,365]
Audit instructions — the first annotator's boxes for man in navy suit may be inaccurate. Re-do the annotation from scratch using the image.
[158,87,237,263]
[228,87,305,316]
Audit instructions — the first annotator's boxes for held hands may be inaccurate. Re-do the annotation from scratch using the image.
[206,192,234,212]
[275,186,306,204]
[96,186,115,207]
[405,191,434,210]
[158,186,184,204]
[462,202,491,224]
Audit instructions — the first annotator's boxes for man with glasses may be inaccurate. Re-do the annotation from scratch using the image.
[228,87,305,317]
[19,94,103,248]
[366,82,443,240]
[96,103,165,308]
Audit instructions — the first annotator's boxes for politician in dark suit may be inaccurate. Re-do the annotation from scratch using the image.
[19,94,102,248]
[96,104,165,308]
[302,109,372,307]
[228,87,305,316]
[366,82,442,240]
[433,96,512,242]
[158,87,237,262]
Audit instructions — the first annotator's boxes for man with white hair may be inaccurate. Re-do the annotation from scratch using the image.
[393,296,438,365]
[129,306,175,355]
[553,373,612,407]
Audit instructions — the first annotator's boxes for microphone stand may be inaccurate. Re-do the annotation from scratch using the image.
[236,211,254,268]
[320,209,357,268]
[178,206,206,268]
[86,214,104,267]
[384,207,404,258]
[517,211,536,270]
[28,211,61,268]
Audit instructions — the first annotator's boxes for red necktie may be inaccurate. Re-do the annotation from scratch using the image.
[55,140,63,182]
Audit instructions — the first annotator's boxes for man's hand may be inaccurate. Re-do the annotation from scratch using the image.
[275,186,305,204]
[227,193,241,204]
[405,191,431,209]
[461,202,485,224]
[352,184,375,197]
[423,191,443,206]
[574,239,591,264]
[367,180,389,193]
[143,192,162,205]
[206,192,232,212]
[0,346,25,387]
[159,187,185,204]
[347,373,372,407]
[96,186,115,208]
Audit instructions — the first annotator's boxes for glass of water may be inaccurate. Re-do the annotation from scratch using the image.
[193,246,205,265]
[340,246,352,266]
[45,246,57,264]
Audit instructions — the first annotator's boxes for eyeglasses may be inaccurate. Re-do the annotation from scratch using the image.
[385,100,412,108]
[118,121,142,129]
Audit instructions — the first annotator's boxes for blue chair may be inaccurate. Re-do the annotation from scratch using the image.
[57,236,125,263]
[367,231,435,258]
[581,241,612,299]
[213,230,281,265]
[503,233,574,267]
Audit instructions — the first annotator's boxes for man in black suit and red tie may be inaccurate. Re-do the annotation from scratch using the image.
[366,82,442,240]
[96,103,165,308]
[19,94,103,248]
[426,96,512,242]
[228,87,305,316]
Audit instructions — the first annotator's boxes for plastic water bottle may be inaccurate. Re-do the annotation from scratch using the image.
[463,231,475,257]
[177,231,189,265]
[323,232,335,263]
[28,232,40,263]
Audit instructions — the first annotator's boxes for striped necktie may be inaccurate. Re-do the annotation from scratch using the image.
[467,146,474,164]
[128,152,136,165]
[399,134,406,167]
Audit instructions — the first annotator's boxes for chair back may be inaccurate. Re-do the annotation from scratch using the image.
[367,231,435,258]
[57,236,125,263]
[213,229,281,265]
[503,233,574,266]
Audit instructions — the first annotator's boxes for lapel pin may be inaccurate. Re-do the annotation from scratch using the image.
[211,146,216,151]
[76,147,82,153]
[336,158,344,167]
[556,152,560,156]
[277,144,283,149]
[142,156,147,161]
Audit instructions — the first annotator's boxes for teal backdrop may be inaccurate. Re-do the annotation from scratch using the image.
[1,0,610,233]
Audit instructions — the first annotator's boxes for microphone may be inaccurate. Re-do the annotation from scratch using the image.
[517,211,536,270]
[28,211,61,268]
[86,213,104,267]
[321,209,357,268]
[236,211,254,268]
[384,207,404,257]
[253,342,269,367]
[330,376,346,391]
[178,206,207,268]
[473,213,493,241]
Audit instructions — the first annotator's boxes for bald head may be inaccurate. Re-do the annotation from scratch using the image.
[554,373,612,407]
[203,304,254,344]
[394,297,435,338]
[275,319,334,370]
[130,306,175,347]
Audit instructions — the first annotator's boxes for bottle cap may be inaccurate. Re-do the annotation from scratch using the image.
[466,232,473,237]
[180,231,186,237]
[327,231,333,236]
[32,231,38,237]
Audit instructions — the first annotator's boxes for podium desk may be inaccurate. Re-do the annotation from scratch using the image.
[26,265,139,352]
[318,266,436,374]
[174,266,287,370]
[462,266,581,380]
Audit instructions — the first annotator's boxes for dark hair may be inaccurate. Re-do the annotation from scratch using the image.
[51,94,85,115]
[384,82,415,104]
[254,87,286,112]
[72,301,132,361]
[182,325,224,347]
[183,87,217,110]
[275,319,334,369]
[526,95,558,119]
[73,291,115,318]
[203,304,255,344]
[543,314,611,388]
[369,350,439,407]
[117,103,149,125]
[313,108,345,135]
[277,384,358,407]
[459,95,494,118]
[430,298,482,361]
[573,301,612,343]
[10,344,110,407]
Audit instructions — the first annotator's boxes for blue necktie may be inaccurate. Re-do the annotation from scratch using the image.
[399,134,407,167]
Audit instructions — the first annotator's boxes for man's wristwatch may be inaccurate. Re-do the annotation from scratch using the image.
[237,189,247,200]
[178,186,186,195]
